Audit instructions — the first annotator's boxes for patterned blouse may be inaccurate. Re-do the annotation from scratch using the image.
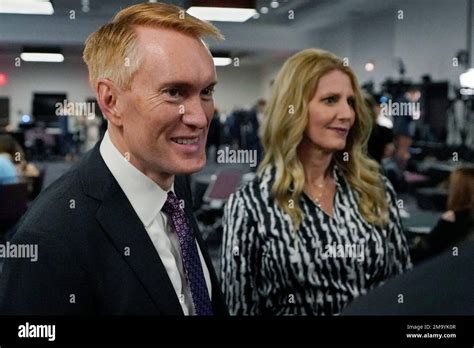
[220,165,412,315]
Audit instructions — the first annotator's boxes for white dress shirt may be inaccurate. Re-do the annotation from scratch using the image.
[99,131,212,315]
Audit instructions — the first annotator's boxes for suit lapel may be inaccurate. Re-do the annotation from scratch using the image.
[97,185,183,315]
[81,143,183,315]
[96,184,184,315]
[81,142,226,315]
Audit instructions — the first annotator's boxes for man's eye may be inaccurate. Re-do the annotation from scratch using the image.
[165,88,181,98]
[201,87,215,98]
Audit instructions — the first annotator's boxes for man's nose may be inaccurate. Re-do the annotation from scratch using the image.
[181,96,209,129]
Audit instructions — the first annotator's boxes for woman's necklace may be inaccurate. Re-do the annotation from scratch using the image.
[309,174,330,207]
[312,181,325,207]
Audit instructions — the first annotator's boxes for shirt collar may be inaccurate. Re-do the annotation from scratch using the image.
[99,131,173,227]
[329,163,344,191]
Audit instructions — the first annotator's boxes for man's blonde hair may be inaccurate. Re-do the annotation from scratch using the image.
[83,2,223,90]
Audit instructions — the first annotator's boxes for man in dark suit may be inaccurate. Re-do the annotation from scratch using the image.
[0,2,227,315]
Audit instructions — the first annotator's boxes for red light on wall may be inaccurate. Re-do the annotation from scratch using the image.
[0,73,8,87]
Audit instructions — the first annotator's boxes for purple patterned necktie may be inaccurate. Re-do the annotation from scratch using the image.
[162,191,213,315]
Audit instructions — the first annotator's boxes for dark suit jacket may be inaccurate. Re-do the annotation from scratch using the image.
[0,141,228,315]
[342,241,474,315]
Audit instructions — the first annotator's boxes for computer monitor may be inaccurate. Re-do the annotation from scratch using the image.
[32,93,67,127]
[422,82,449,141]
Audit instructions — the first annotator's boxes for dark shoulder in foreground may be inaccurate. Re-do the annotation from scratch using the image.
[11,148,99,243]
[342,241,474,315]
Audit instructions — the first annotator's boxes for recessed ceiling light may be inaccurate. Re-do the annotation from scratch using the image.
[20,52,64,63]
[0,0,54,15]
[187,6,257,22]
[460,68,474,88]
[460,87,474,95]
[270,1,279,9]
[260,6,269,14]
[365,61,375,72]
[213,57,233,66]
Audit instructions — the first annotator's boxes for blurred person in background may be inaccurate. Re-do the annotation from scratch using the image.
[365,93,394,164]
[206,107,221,162]
[255,98,266,128]
[0,134,39,184]
[0,135,18,185]
[221,48,411,315]
[411,166,474,263]
[241,99,266,166]
[392,86,421,172]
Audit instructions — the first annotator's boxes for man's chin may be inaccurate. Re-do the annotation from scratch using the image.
[173,157,206,175]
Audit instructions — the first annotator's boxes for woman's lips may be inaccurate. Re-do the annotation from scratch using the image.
[327,127,349,136]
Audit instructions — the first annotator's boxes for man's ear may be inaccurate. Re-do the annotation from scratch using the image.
[96,78,124,127]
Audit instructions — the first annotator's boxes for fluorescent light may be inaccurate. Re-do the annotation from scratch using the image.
[213,57,232,66]
[0,0,54,15]
[460,87,474,96]
[20,52,64,62]
[460,68,474,88]
[187,6,257,22]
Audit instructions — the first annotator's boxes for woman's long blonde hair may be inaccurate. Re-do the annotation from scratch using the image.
[258,48,388,229]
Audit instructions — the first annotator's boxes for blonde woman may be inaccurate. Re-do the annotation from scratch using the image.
[221,48,411,315]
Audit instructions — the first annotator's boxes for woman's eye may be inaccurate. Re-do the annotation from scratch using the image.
[324,97,336,104]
